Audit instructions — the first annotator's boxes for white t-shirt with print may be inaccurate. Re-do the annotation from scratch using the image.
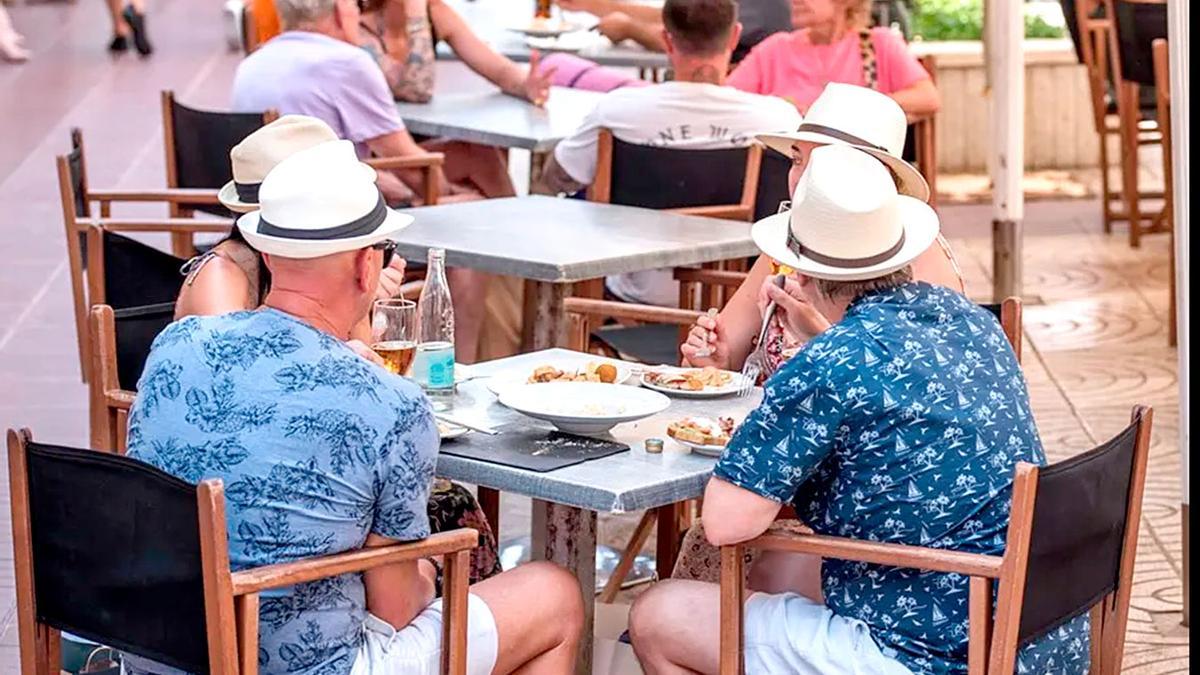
[553,81,801,307]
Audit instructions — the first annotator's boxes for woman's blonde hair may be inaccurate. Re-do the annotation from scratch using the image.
[845,0,872,30]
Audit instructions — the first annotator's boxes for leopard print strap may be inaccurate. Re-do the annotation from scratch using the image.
[859,29,878,90]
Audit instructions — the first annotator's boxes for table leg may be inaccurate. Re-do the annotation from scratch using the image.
[532,499,597,675]
[529,150,549,194]
[655,502,683,580]
[528,280,568,350]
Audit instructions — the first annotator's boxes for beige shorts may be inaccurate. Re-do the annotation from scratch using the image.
[350,594,499,675]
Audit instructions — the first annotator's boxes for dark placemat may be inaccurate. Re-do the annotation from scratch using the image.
[439,427,630,472]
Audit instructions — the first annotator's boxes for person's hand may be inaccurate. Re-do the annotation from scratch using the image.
[346,339,386,366]
[375,255,407,300]
[757,276,831,343]
[524,50,556,106]
[680,309,733,370]
[595,11,635,43]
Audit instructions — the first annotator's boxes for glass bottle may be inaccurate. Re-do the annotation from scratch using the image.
[413,248,455,405]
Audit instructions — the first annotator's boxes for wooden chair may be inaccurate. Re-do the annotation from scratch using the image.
[1103,0,1169,247]
[56,129,226,382]
[241,1,260,54]
[161,90,278,256]
[87,304,172,452]
[718,405,1153,674]
[911,55,939,208]
[1151,38,1175,347]
[7,428,477,675]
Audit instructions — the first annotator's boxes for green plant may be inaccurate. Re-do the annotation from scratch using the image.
[911,0,1067,41]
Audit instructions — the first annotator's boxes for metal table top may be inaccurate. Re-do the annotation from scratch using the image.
[435,349,763,513]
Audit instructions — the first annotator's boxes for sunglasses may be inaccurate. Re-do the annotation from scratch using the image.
[371,240,398,269]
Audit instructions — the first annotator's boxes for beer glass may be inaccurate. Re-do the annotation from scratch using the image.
[535,0,551,19]
[371,299,417,376]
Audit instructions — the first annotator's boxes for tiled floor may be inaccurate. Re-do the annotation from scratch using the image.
[0,0,1188,671]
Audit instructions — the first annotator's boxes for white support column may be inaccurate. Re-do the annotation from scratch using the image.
[986,0,1025,301]
[1167,0,1189,628]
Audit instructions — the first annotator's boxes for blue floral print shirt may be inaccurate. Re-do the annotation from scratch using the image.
[714,282,1089,674]
[125,308,439,675]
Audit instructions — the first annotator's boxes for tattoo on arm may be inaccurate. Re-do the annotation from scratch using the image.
[534,155,586,196]
[394,15,435,103]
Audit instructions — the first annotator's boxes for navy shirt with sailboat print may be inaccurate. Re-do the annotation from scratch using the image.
[715,282,1089,674]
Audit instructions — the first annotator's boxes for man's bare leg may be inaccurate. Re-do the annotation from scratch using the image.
[629,579,723,675]
[747,552,823,600]
[448,268,486,364]
[471,561,584,674]
[426,140,516,199]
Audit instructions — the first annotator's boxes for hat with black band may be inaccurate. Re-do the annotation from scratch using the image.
[751,144,939,282]
[754,82,931,202]
[237,140,412,259]
[218,114,375,213]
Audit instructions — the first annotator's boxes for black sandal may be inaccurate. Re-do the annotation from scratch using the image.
[122,5,153,56]
[108,34,128,53]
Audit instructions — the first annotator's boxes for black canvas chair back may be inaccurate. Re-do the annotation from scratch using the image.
[103,231,186,310]
[980,303,1002,322]
[1058,0,1087,64]
[114,302,177,391]
[1113,0,1168,87]
[1016,412,1143,645]
[609,137,749,210]
[24,441,209,672]
[754,152,791,222]
[168,97,263,217]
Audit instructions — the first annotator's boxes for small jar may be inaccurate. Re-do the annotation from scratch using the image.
[644,438,664,454]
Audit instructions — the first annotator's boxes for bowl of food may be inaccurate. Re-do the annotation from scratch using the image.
[499,382,671,435]
[488,360,634,397]
[666,416,736,456]
[641,366,747,398]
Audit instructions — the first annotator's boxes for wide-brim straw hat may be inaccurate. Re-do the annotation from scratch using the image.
[236,140,411,259]
[751,144,939,281]
[218,114,375,213]
[755,82,931,202]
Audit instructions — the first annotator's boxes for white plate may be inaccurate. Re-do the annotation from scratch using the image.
[437,421,470,440]
[670,437,728,457]
[525,31,598,52]
[639,368,749,398]
[487,360,636,398]
[499,382,670,435]
[506,19,583,38]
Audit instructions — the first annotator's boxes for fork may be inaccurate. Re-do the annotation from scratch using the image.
[738,275,786,397]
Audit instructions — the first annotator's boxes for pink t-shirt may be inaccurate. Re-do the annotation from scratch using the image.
[727,27,930,111]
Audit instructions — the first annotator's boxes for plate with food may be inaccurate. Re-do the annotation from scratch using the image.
[666,416,735,456]
[640,366,746,398]
[499,381,670,435]
[437,420,470,441]
[487,360,634,397]
[505,17,583,38]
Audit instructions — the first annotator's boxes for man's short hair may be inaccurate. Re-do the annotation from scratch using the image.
[276,0,338,29]
[663,0,738,56]
[815,265,914,302]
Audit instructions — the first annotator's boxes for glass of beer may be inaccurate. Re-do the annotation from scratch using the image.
[534,0,551,19]
[371,299,417,376]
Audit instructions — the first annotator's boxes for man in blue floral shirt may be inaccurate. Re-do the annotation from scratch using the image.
[124,140,583,675]
[630,146,1088,674]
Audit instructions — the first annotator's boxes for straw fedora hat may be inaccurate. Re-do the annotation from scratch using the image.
[751,145,939,282]
[218,115,375,213]
[756,83,930,202]
[236,140,412,259]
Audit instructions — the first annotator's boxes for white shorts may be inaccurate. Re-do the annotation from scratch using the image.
[743,592,914,675]
[350,594,499,675]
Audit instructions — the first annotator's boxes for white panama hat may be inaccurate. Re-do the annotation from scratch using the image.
[751,144,940,282]
[218,115,375,213]
[236,140,412,259]
[755,82,931,202]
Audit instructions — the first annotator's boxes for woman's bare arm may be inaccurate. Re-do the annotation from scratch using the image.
[431,0,527,96]
[175,255,254,319]
[891,77,941,118]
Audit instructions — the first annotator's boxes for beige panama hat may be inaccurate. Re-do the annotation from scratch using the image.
[751,145,939,282]
[218,115,375,213]
[236,140,412,259]
[755,83,931,202]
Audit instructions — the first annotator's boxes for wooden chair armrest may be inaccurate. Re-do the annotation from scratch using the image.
[564,297,702,326]
[672,268,750,288]
[734,531,1003,578]
[105,389,136,411]
[667,205,752,221]
[366,153,446,171]
[85,218,234,234]
[230,529,478,595]
[89,188,221,205]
